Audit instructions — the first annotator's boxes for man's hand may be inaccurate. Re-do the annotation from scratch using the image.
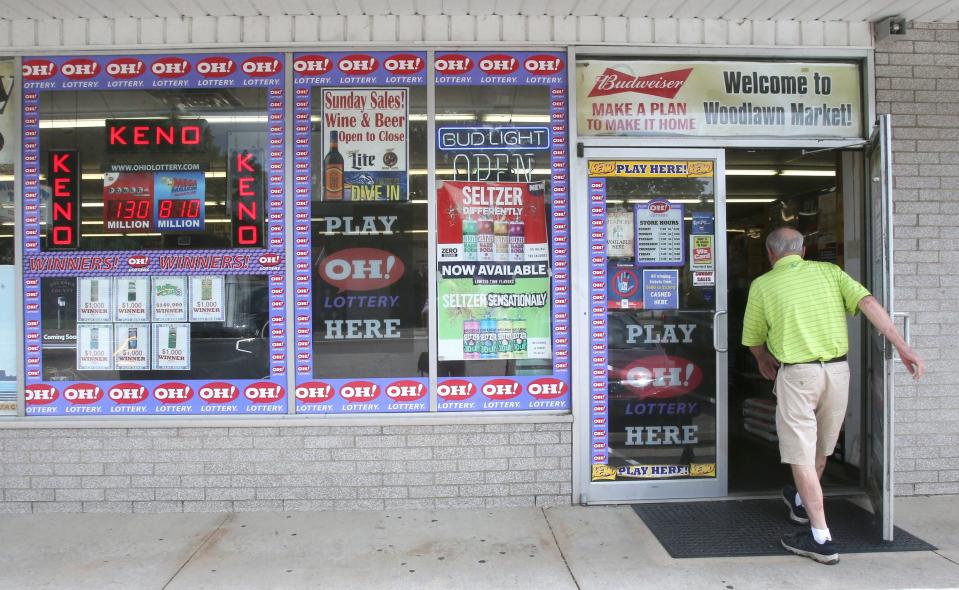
[858,296,925,381]
[749,345,780,380]
[896,345,925,380]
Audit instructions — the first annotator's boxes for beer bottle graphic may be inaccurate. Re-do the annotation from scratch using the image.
[323,130,344,200]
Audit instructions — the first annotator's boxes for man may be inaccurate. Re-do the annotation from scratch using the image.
[742,227,924,565]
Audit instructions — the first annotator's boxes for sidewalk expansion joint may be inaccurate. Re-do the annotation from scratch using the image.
[543,506,581,590]
[161,513,234,590]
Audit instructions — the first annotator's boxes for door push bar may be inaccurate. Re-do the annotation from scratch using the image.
[713,310,728,353]
[893,312,911,346]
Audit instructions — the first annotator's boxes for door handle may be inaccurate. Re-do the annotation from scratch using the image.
[893,312,911,346]
[713,310,728,353]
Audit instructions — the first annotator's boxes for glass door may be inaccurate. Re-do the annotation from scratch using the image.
[864,115,897,540]
[582,148,727,502]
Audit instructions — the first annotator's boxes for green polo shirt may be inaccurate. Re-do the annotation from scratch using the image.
[741,255,871,364]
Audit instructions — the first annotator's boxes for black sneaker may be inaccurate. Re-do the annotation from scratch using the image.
[783,484,809,525]
[781,531,839,565]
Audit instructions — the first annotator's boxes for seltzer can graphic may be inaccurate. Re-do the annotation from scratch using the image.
[513,319,528,358]
[461,219,478,261]
[493,221,509,262]
[477,220,494,262]
[496,319,513,358]
[463,320,481,360]
[479,318,498,359]
[508,221,525,262]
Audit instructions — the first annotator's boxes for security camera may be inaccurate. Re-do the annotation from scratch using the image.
[875,16,907,41]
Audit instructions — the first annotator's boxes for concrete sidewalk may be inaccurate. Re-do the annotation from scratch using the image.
[1,496,957,589]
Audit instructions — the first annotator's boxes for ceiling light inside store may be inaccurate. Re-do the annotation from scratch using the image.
[780,170,835,176]
[39,115,268,129]
[408,114,477,121]
[482,114,551,123]
[727,198,779,203]
[726,169,778,176]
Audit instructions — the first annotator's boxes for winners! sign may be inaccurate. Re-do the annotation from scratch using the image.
[578,60,862,138]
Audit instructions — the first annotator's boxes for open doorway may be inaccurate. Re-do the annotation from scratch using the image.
[725,148,862,495]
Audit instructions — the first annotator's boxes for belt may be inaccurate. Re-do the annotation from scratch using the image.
[781,354,847,366]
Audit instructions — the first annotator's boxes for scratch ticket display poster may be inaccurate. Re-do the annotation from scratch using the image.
[76,324,113,371]
[188,276,225,322]
[690,235,714,272]
[152,323,191,371]
[114,324,150,371]
[114,277,150,322]
[151,276,188,322]
[77,278,113,322]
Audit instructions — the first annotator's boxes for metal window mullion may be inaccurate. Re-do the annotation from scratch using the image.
[284,51,296,415]
[426,50,438,413]
[14,55,24,417]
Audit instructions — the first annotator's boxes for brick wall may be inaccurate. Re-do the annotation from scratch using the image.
[875,22,959,496]
[0,421,571,513]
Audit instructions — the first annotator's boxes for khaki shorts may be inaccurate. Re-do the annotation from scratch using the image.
[774,361,850,466]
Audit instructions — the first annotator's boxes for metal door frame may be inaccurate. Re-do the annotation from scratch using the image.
[864,114,897,540]
[575,146,728,504]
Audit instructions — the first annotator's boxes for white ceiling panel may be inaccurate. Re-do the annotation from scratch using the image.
[6,0,959,21]
[621,0,660,18]
[686,0,738,19]
[597,0,631,17]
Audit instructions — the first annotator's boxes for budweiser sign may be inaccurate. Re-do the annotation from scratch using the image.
[588,67,693,99]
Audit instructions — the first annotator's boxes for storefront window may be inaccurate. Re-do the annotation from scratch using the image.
[293,52,429,413]
[22,53,287,415]
[433,52,571,411]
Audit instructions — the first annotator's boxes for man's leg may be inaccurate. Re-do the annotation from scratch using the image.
[815,453,827,479]
[792,462,827,530]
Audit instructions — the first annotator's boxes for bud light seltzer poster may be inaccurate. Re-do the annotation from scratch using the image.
[77,277,112,322]
[151,276,188,322]
[321,88,408,201]
[188,276,225,322]
[77,323,113,371]
[114,277,149,322]
[114,324,150,370]
[436,180,549,263]
[152,323,190,370]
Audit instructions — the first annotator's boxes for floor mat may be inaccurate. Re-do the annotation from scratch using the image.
[631,498,936,558]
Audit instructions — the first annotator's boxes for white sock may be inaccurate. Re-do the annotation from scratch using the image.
[795,492,803,507]
[811,527,831,544]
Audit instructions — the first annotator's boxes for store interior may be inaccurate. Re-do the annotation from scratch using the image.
[725,147,861,495]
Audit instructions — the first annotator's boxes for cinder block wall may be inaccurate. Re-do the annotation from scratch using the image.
[876,22,959,496]
[0,421,571,513]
